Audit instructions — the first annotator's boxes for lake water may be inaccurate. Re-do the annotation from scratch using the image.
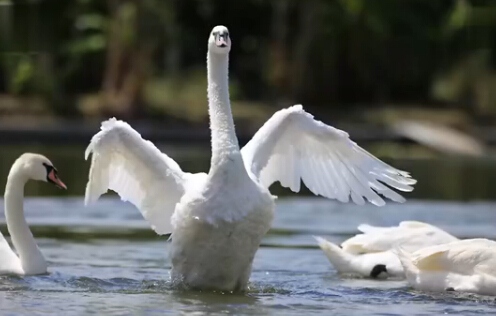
[0,145,496,315]
[1,143,496,200]
[1,198,496,315]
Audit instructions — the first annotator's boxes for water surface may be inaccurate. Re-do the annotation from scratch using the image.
[1,197,496,315]
[1,144,496,314]
[1,143,496,201]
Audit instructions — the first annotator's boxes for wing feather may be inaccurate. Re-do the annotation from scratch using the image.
[411,239,496,275]
[84,118,188,235]
[342,221,458,254]
[241,105,416,206]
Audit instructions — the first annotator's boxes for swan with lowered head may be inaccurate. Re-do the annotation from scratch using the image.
[395,238,496,296]
[84,25,416,291]
[0,153,66,275]
[315,221,458,279]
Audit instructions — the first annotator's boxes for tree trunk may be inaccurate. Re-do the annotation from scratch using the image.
[268,0,291,103]
[100,0,153,119]
[290,0,319,102]
[164,0,181,78]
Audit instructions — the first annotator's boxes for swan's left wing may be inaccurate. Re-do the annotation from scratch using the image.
[84,118,191,235]
[410,239,496,275]
[241,105,416,206]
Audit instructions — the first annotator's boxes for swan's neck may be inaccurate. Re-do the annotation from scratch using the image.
[207,52,240,169]
[5,170,46,274]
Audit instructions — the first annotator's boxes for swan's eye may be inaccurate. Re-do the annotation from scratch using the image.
[43,162,58,174]
[42,162,53,173]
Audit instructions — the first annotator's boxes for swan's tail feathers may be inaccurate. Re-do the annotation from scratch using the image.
[314,236,356,274]
[392,246,418,276]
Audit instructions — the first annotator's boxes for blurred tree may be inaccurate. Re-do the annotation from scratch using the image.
[0,0,496,121]
[267,0,291,103]
[100,0,146,118]
[433,0,496,116]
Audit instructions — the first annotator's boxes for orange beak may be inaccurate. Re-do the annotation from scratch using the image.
[48,169,67,190]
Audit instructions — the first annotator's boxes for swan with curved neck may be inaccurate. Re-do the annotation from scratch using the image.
[0,153,66,275]
[85,25,416,291]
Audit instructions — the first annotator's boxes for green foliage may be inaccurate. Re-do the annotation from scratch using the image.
[68,13,107,55]
[144,68,245,122]
[9,56,35,94]
[445,0,471,32]
[65,34,106,55]
[1,0,496,118]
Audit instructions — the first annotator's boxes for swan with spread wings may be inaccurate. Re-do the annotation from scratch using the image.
[84,25,416,291]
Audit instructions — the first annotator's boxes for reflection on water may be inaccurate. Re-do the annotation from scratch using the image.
[0,144,495,200]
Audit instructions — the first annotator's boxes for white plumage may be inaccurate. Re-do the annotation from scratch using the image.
[315,221,458,278]
[0,153,67,275]
[242,105,416,206]
[395,238,496,296]
[84,25,416,291]
[341,221,458,254]
[85,118,206,235]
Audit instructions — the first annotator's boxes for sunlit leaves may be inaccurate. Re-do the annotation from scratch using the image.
[75,14,106,31]
[10,55,34,94]
[64,34,106,54]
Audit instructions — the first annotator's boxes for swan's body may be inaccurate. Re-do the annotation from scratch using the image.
[395,239,496,296]
[0,153,66,275]
[170,163,273,290]
[315,221,458,279]
[84,26,416,291]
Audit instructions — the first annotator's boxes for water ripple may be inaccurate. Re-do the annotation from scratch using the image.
[1,198,496,315]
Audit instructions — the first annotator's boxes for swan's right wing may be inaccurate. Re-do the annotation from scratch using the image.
[85,118,187,235]
[357,221,431,234]
[342,223,422,253]
[341,221,458,254]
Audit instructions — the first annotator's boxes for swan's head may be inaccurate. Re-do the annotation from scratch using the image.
[208,25,231,54]
[12,153,67,189]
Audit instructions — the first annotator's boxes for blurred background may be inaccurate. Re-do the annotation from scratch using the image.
[3,1,496,313]
[1,0,496,200]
